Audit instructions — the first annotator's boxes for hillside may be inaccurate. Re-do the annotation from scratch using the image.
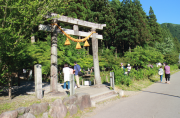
[161,23,180,42]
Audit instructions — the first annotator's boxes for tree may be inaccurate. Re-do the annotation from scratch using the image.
[147,6,163,46]
[154,37,174,55]
[118,0,152,53]
[124,46,164,67]
[0,0,67,99]
[161,23,180,43]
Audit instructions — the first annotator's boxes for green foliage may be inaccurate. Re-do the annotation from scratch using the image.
[147,6,163,46]
[99,46,122,68]
[1,0,179,86]
[170,64,179,71]
[161,23,180,43]
[124,46,164,67]
[112,65,132,86]
[155,37,174,55]
[0,0,68,86]
[164,53,179,65]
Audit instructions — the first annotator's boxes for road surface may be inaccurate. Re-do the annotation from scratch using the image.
[90,71,180,118]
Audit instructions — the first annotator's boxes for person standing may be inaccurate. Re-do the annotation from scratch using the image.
[158,66,164,82]
[63,64,70,90]
[127,64,131,76]
[74,61,81,88]
[164,63,170,84]
[120,63,125,70]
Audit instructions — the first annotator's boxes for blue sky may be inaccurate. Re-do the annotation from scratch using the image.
[114,0,180,24]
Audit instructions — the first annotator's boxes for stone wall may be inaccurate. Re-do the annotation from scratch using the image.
[0,93,91,118]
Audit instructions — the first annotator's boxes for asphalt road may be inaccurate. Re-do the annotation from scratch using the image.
[90,71,180,118]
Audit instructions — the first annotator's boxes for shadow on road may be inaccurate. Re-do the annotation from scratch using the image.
[142,90,180,98]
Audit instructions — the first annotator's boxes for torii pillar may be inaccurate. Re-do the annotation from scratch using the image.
[50,19,58,92]
[91,28,101,86]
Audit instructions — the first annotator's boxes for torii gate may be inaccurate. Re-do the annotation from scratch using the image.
[38,13,106,92]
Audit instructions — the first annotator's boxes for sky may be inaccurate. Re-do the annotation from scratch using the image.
[116,0,180,24]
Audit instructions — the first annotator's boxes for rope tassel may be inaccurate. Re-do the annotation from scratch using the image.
[76,42,81,49]
[65,38,71,45]
[84,40,90,47]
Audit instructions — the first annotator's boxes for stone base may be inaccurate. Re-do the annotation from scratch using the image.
[46,91,66,97]
[90,84,106,88]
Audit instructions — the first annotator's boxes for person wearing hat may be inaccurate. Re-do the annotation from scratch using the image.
[127,64,131,75]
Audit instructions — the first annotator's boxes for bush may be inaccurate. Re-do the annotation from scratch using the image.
[170,64,179,71]
[112,66,132,86]
[124,46,164,67]
[164,52,179,65]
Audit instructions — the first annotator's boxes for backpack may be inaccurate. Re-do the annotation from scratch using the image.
[158,70,163,75]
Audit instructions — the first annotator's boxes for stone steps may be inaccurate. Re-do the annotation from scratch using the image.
[90,90,118,106]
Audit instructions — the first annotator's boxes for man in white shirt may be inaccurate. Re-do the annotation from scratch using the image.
[127,64,131,76]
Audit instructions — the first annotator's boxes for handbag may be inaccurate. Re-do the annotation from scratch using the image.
[75,65,83,76]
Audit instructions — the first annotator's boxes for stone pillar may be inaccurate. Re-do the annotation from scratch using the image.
[50,20,58,92]
[91,28,101,85]
[110,72,114,90]
[70,74,75,96]
[34,64,43,99]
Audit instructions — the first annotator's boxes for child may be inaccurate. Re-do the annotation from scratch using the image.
[158,66,164,82]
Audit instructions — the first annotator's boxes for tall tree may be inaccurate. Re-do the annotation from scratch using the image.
[118,0,152,53]
[147,6,163,46]
[0,0,67,99]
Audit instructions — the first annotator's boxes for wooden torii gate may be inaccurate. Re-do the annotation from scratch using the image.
[38,13,106,92]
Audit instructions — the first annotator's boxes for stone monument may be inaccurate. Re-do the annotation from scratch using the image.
[34,64,43,99]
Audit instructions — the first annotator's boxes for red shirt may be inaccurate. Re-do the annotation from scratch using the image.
[164,65,170,74]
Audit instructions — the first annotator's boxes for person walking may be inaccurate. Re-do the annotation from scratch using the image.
[63,64,70,90]
[158,66,164,82]
[164,63,170,84]
[74,61,81,88]
[127,64,131,76]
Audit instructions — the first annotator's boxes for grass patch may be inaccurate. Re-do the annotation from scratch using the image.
[116,79,155,91]
[0,95,61,114]
[116,69,180,91]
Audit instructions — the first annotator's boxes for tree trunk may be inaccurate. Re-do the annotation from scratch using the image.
[83,46,85,57]
[106,41,108,49]
[101,40,103,54]
[50,20,58,92]
[87,46,89,55]
[129,43,131,52]
[115,47,117,58]
[122,41,124,54]
[91,28,101,85]
[8,76,12,100]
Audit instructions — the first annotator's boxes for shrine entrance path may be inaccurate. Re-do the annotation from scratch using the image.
[88,71,180,118]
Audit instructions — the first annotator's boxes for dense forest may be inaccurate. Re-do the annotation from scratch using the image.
[1,0,180,83]
[161,23,180,43]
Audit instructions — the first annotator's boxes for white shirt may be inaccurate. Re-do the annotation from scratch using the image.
[23,69,26,73]
[127,66,131,71]
[63,67,70,82]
